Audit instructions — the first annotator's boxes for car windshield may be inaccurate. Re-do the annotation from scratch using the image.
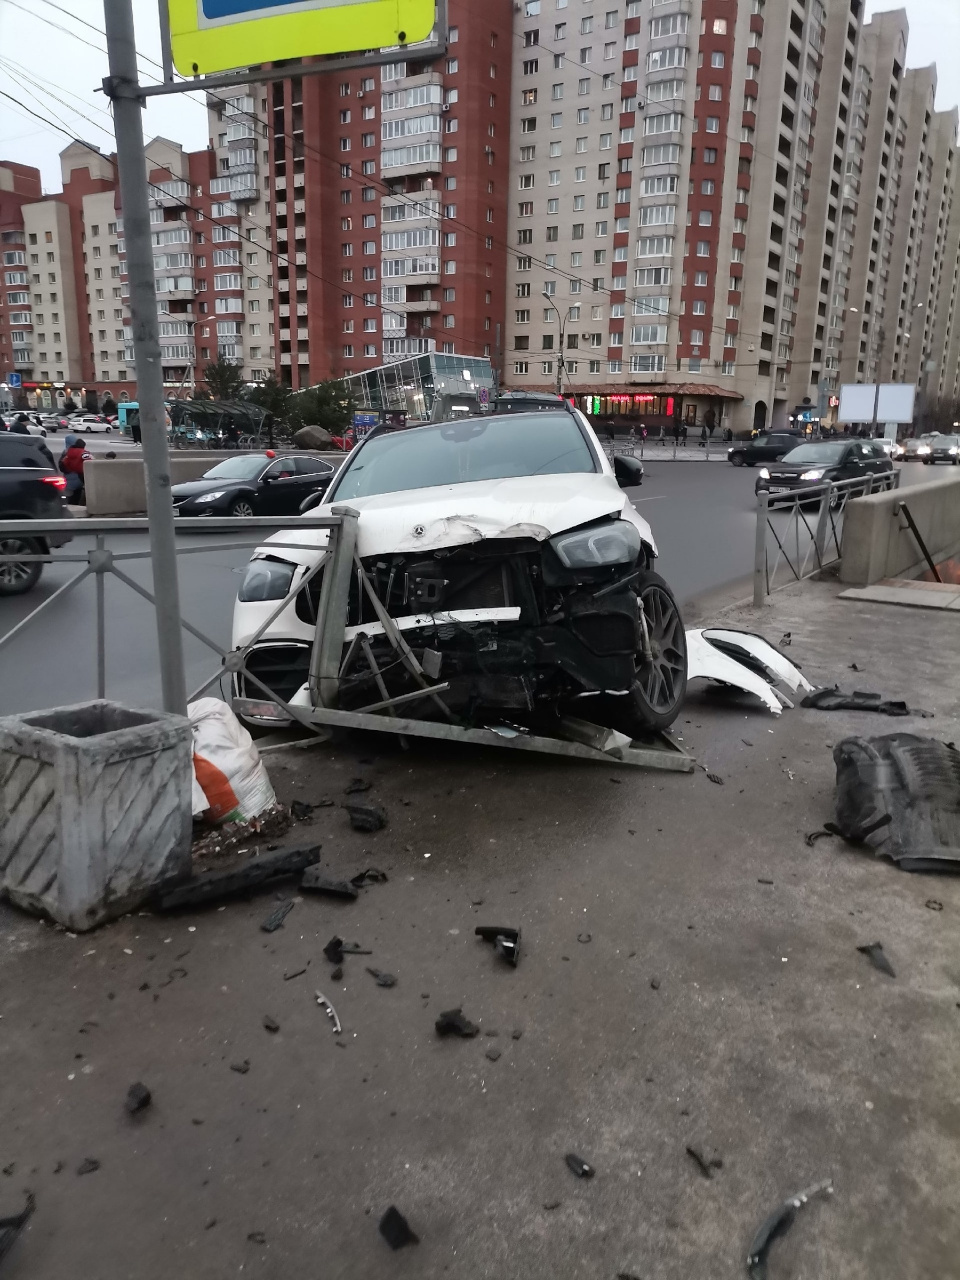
[935,435,960,447]
[203,456,267,480]
[329,412,597,501]
[781,442,850,465]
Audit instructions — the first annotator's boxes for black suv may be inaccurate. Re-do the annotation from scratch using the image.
[0,435,72,595]
[727,430,805,467]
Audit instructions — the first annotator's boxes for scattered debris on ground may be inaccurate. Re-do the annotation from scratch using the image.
[76,1158,100,1176]
[262,1015,280,1033]
[230,1060,251,1075]
[435,1008,479,1037]
[345,804,387,833]
[925,899,943,911]
[833,735,960,872]
[686,627,814,716]
[804,828,837,848]
[350,868,388,887]
[857,942,896,978]
[124,1082,152,1115]
[344,778,372,795]
[485,1047,501,1062]
[323,936,345,964]
[706,771,724,786]
[685,1145,723,1179]
[260,901,294,932]
[564,1153,595,1179]
[475,925,521,967]
[378,1206,418,1250]
[190,698,277,823]
[315,991,341,1034]
[190,807,292,870]
[746,1179,833,1278]
[0,1193,34,1266]
[290,798,334,820]
[366,968,396,988]
[301,868,359,900]
[158,845,320,911]
[802,688,915,716]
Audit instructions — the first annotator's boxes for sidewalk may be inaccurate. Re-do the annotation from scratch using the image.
[1,580,958,1278]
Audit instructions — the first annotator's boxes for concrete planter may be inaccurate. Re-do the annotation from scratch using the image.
[0,701,193,931]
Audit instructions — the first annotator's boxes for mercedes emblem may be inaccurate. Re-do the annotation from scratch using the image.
[413,524,425,537]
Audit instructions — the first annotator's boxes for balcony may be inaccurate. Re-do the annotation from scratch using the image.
[278,304,290,318]
[297,303,308,317]
[280,353,292,365]
[297,328,309,341]
[278,278,290,291]
[13,354,33,368]
[403,298,440,313]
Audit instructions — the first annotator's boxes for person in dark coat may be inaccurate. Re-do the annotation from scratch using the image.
[10,414,31,434]
[60,436,90,502]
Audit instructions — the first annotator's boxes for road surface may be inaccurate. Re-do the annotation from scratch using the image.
[0,459,924,716]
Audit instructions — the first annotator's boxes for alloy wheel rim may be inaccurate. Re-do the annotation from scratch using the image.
[233,501,254,518]
[0,540,33,586]
[637,586,685,712]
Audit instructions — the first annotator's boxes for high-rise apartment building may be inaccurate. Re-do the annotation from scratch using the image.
[266,0,513,386]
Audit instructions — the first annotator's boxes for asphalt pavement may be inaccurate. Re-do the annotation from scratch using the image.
[0,459,928,718]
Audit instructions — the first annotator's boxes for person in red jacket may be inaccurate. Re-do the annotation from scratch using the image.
[59,435,90,502]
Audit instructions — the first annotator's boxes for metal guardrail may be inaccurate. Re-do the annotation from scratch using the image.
[753,470,900,606]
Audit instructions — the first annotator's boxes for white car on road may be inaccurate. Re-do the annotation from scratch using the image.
[64,414,113,434]
[231,406,687,736]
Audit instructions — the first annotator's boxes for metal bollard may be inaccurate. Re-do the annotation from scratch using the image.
[753,491,770,608]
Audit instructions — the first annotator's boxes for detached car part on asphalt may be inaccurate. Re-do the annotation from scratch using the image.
[832,734,960,872]
[231,408,689,743]
[685,628,814,715]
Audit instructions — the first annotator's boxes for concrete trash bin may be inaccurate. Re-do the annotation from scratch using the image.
[0,700,193,931]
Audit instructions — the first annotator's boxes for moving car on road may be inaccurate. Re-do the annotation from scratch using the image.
[902,433,940,460]
[755,439,893,501]
[66,413,113,434]
[0,435,72,596]
[727,430,804,467]
[921,434,960,465]
[171,452,335,518]
[232,407,686,736]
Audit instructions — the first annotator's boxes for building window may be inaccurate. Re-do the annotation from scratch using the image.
[704,148,718,163]
[713,18,727,34]
[705,117,720,133]
[514,361,530,374]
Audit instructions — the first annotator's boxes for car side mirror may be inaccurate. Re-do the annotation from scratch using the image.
[299,491,325,514]
[613,454,644,488]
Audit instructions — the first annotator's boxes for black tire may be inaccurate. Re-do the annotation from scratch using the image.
[730,454,744,467]
[0,536,43,596]
[229,497,255,518]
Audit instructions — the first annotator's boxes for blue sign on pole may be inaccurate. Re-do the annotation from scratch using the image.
[8,373,22,388]
[353,411,379,442]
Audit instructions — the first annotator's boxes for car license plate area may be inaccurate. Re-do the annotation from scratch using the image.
[768,485,789,493]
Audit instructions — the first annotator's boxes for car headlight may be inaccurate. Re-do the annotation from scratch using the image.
[917,445,931,455]
[799,469,824,481]
[198,490,228,502]
[550,519,642,569]
[949,447,959,456]
[757,467,770,480]
[238,558,297,602]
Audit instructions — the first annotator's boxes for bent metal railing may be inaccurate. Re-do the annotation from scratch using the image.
[753,470,900,606]
[0,513,348,742]
[0,510,695,773]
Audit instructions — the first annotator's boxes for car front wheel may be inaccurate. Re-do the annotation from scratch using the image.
[0,536,44,596]
[230,498,255,518]
[730,454,744,467]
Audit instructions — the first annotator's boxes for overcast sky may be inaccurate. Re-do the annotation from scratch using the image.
[0,0,958,193]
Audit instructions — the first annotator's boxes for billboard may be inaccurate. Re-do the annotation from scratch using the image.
[167,0,435,76]
[837,383,916,425]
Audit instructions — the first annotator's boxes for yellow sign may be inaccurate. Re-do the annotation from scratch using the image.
[167,0,435,76]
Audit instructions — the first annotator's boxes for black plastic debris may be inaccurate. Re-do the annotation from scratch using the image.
[342,942,373,955]
[475,925,521,967]
[76,1158,100,1176]
[435,1007,479,1037]
[832,734,960,872]
[247,1231,266,1245]
[230,1060,251,1075]
[263,1015,280,1033]
[650,977,661,990]
[301,867,359,900]
[0,1194,34,1265]
[857,942,896,978]
[366,968,397,988]
[685,1146,722,1179]
[706,772,724,786]
[125,1082,152,1115]
[330,965,343,981]
[543,1200,561,1211]
[345,804,387,833]
[780,632,792,648]
[344,778,372,795]
[617,1273,642,1280]
[802,687,910,716]
[485,1047,501,1062]
[157,845,321,910]
[747,1179,832,1278]
[925,899,944,912]
[260,901,294,933]
[350,868,388,887]
[283,966,307,981]
[290,800,314,820]
[323,936,345,964]
[565,1153,594,1179]
[804,829,837,848]
[378,1206,419,1250]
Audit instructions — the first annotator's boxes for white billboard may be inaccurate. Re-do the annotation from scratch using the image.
[838,383,916,424]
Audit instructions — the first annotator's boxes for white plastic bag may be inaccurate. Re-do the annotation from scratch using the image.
[188,698,276,823]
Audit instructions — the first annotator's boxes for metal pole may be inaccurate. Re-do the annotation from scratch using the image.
[870,380,881,440]
[103,0,188,715]
[95,535,106,699]
[753,492,769,608]
[543,293,565,396]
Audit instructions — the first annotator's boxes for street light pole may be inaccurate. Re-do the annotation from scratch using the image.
[102,0,187,715]
[543,292,566,397]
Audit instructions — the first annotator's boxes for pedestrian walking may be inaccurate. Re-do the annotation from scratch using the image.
[680,423,688,445]
[699,424,707,448]
[658,425,666,445]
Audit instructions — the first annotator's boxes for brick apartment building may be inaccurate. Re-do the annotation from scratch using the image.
[2,0,957,430]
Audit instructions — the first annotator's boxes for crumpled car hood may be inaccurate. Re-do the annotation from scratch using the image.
[263,472,655,559]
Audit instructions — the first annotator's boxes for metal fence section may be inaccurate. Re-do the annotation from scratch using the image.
[753,471,900,606]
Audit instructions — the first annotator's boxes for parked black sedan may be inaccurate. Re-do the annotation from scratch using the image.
[755,440,893,501]
[922,434,960,465]
[171,452,335,517]
[727,430,805,467]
